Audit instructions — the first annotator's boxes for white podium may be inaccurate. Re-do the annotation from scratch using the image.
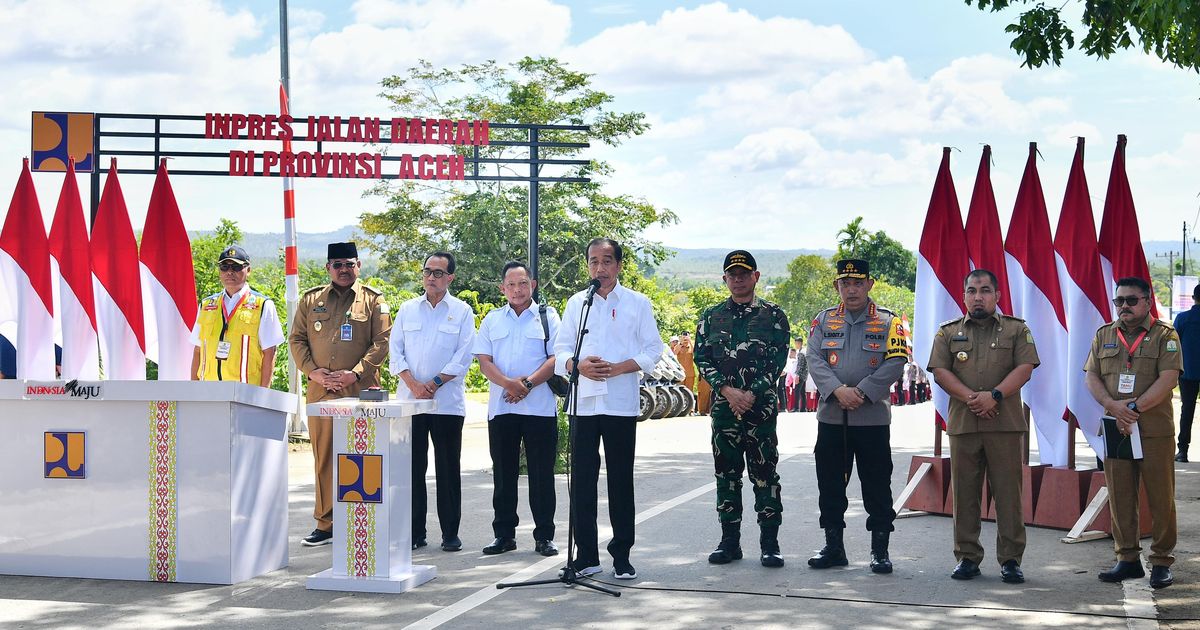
[305,397,438,593]
[0,380,297,584]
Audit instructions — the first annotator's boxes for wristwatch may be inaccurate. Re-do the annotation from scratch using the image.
[432,375,444,388]
[991,389,1003,402]
[1127,401,1139,412]
[521,378,534,390]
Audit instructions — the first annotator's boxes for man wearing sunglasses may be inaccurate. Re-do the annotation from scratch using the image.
[190,245,284,388]
[390,251,476,552]
[1085,277,1181,589]
[290,241,393,548]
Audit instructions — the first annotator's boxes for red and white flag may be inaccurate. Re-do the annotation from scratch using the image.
[915,147,970,430]
[140,160,197,380]
[90,160,146,380]
[1098,134,1156,316]
[1004,143,1069,466]
[964,145,1013,314]
[0,159,55,379]
[1053,137,1109,457]
[48,159,99,380]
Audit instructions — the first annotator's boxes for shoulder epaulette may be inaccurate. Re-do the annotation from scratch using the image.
[939,317,962,328]
[361,284,383,295]
[999,314,1027,323]
[1155,319,1176,330]
[302,285,326,295]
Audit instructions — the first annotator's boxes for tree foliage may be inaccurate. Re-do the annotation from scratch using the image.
[967,0,1200,72]
[772,255,838,334]
[833,217,916,290]
[360,57,678,307]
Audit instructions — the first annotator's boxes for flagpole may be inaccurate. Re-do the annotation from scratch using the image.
[280,0,304,434]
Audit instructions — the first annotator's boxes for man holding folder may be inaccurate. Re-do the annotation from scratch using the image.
[1084,277,1181,589]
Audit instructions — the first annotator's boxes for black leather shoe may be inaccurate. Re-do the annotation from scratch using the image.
[535,540,559,556]
[807,528,848,569]
[1098,560,1145,583]
[482,537,516,555]
[1000,560,1024,584]
[1176,449,1189,463]
[441,536,463,552]
[412,537,427,551]
[952,559,981,580]
[301,528,333,547]
[1150,565,1174,589]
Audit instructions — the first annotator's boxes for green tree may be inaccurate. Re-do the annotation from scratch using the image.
[966,0,1200,72]
[836,216,870,257]
[360,57,678,306]
[870,279,916,322]
[772,255,838,330]
[833,217,917,290]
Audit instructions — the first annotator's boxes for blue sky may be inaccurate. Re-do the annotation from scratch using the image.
[1,1,1196,253]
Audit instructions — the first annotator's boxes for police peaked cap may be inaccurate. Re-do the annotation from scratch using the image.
[836,259,870,280]
[327,242,358,260]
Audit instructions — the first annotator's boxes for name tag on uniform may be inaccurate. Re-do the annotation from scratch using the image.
[952,334,968,341]
[215,341,232,360]
[340,323,354,342]
[1118,371,1136,395]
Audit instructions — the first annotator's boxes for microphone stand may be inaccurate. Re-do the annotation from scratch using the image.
[498,282,619,597]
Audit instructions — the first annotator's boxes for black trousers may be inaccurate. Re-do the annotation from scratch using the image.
[814,422,896,532]
[792,381,807,412]
[1180,378,1198,449]
[488,413,558,541]
[571,414,637,566]
[412,413,464,541]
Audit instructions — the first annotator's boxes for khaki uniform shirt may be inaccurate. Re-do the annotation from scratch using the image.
[927,312,1040,435]
[1083,315,1182,438]
[289,281,392,404]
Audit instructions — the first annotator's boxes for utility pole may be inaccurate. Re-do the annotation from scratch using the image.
[1184,221,1189,278]
[1158,250,1178,314]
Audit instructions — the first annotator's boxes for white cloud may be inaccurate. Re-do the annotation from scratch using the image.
[567,2,869,86]
[643,114,708,140]
[1041,121,1103,148]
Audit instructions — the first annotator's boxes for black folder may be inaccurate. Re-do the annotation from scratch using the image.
[1101,415,1140,460]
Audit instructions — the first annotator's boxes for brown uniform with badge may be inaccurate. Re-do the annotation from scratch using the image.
[927,313,1039,566]
[1084,315,1180,567]
[290,280,392,532]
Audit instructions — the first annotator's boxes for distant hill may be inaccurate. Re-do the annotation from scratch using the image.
[194,225,1176,279]
[189,226,359,264]
[652,247,835,282]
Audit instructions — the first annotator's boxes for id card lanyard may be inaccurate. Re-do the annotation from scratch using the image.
[1115,328,1148,395]
[215,291,250,379]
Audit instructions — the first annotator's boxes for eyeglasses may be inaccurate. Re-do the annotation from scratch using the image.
[1112,296,1147,307]
[422,268,449,279]
[218,263,246,272]
[329,260,358,270]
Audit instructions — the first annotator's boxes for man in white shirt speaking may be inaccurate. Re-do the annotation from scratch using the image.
[389,252,476,552]
[553,238,664,580]
[473,261,561,557]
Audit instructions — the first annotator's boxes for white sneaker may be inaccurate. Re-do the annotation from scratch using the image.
[559,564,602,578]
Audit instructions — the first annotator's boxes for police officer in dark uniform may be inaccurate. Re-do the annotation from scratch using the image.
[806,259,909,574]
[695,250,790,567]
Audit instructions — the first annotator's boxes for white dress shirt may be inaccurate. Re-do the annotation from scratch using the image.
[188,283,285,349]
[554,281,663,417]
[389,292,476,417]
[473,301,559,420]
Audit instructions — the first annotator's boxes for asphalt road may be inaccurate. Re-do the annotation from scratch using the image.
[2,401,1197,629]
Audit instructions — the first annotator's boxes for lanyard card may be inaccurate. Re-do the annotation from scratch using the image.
[340,323,353,342]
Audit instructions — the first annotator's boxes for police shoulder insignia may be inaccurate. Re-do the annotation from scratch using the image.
[1167,338,1179,352]
[1025,329,1034,344]
[380,303,390,315]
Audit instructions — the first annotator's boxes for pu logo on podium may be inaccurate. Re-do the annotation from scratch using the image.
[44,432,86,479]
[337,453,383,503]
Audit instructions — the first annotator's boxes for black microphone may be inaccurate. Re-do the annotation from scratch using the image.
[584,278,601,304]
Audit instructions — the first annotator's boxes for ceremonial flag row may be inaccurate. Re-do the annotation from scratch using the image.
[915,135,1155,465]
[0,158,197,380]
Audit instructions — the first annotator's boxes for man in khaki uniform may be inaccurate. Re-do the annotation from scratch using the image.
[1085,276,1180,589]
[927,269,1038,584]
[289,242,392,547]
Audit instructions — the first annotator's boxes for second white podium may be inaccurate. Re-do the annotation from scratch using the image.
[305,397,437,593]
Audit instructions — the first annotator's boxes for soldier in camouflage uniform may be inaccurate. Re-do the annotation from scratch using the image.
[695,250,790,568]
